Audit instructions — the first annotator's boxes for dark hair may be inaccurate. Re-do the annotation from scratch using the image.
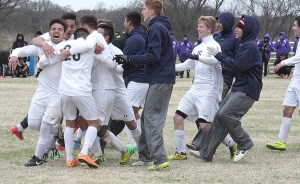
[98,23,114,43]
[36,31,42,36]
[74,28,89,39]
[80,15,97,30]
[49,18,67,31]
[295,16,300,28]
[97,19,114,27]
[61,13,76,22]
[125,11,141,27]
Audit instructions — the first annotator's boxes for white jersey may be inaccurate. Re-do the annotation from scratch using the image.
[282,41,300,77]
[176,35,223,101]
[10,41,61,93]
[53,38,94,96]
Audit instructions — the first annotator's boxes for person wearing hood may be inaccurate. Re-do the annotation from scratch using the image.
[188,15,262,163]
[177,33,193,78]
[113,0,175,171]
[274,32,291,78]
[258,34,274,76]
[266,16,300,152]
[188,12,239,160]
[10,34,28,77]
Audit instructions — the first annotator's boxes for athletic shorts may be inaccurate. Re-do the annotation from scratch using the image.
[28,87,60,125]
[126,81,149,108]
[177,90,219,123]
[93,89,115,125]
[283,77,300,108]
[60,95,98,121]
[111,87,135,121]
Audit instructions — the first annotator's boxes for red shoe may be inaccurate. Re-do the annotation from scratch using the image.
[11,126,23,140]
[57,145,65,151]
[66,159,80,167]
[280,74,284,79]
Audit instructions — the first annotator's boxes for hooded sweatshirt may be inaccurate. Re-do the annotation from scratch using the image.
[215,15,263,101]
[177,34,194,62]
[129,16,176,85]
[274,32,291,58]
[258,34,274,61]
[12,34,28,50]
[123,26,147,84]
[214,12,238,86]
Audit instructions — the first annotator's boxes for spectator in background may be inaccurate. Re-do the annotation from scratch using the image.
[293,36,299,55]
[274,32,291,78]
[15,57,28,78]
[10,33,28,77]
[177,33,193,78]
[258,34,274,77]
[194,34,202,47]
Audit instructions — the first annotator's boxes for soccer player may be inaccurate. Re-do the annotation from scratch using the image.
[114,0,176,171]
[9,18,66,166]
[168,16,222,160]
[266,16,300,151]
[10,13,77,141]
[188,15,262,162]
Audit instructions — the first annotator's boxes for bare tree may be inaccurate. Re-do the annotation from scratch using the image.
[0,0,29,27]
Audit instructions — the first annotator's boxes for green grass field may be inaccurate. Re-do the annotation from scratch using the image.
[1,73,300,184]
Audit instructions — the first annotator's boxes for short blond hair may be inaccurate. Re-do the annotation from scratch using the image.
[144,0,163,16]
[198,16,217,34]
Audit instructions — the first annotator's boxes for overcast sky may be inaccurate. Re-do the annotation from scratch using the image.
[50,0,132,11]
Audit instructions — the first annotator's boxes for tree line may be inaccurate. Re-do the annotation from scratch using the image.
[0,0,299,50]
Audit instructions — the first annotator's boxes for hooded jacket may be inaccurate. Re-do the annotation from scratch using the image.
[215,15,262,101]
[274,32,291,58]
[129,16,176,85]
[123,26,147,84]
[12,34,28,50]
[258,34,274,61]
[177,34,193,62]
[215,12,238,86]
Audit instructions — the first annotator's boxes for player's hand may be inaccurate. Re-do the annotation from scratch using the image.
[8,56,18,70]
[42,42,55,58]
[113,55,129,64]
[94,43,104,54]
[59,49,71,60]
[207,46,220,56]
[180,52,199,61]
[274,63,283,72]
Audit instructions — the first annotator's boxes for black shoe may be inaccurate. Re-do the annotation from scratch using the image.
[42,153,48,162]
[25,155,43,167]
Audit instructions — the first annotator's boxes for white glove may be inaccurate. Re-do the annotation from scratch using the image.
[114,64,124,75]
[207,46,219,57]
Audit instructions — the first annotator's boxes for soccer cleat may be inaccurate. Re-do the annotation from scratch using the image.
[77,152,98,168]
[189,150,212,162]
[66,159,80,167]
[120,145,135,165]
[24,155,43,167]
[229,144,238,159]
[73,140,81,149]
[42,153,48,162]
[186,143,198,151]
[233,150,248,162]
[10,126,23,140]
[93,157,106,165]
[266,141,287,151]
[147,161,170,171]
[131,161,153,167]
[168,152,187,160]
[50,148,60,159]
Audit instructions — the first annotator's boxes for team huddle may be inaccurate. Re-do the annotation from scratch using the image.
[8,0,300,171]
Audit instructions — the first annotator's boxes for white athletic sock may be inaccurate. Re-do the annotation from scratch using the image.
[81,126,97,155]
[278,117,292,143]
[64,127,75,161]
[16,124,24,132]
[76,128,85,141]
[174,130,186,153]
[222,134,236,147]
[126,126,135,145]
[90,137,102,158]
[130,126,141,145]
[104,131,127,154]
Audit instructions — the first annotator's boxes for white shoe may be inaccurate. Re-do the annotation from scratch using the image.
[189,150,211,162]
[233,150,248,162]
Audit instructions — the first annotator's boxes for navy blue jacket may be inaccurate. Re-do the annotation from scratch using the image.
[129,16,176,85]
[215,15,262,100]
[215,12,238,87]
[123,26,147,84]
